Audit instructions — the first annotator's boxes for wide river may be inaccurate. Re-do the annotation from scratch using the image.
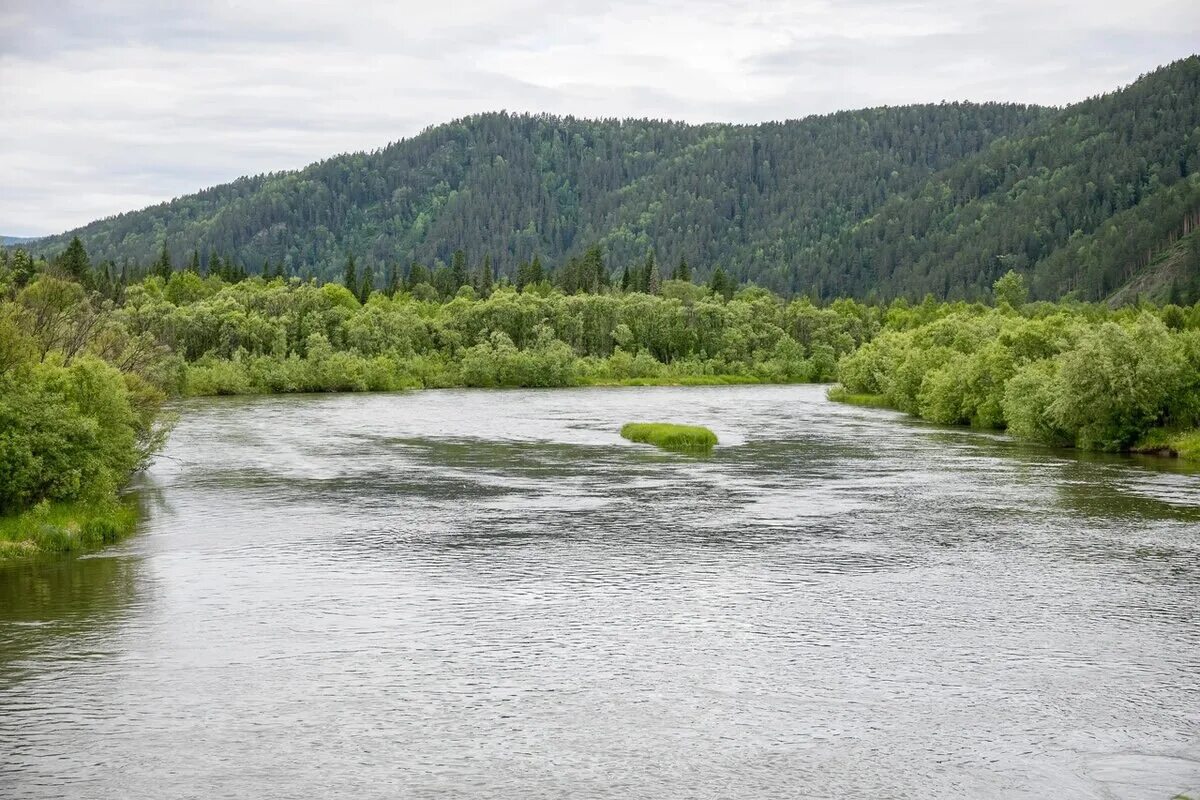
[2,385,1199,799]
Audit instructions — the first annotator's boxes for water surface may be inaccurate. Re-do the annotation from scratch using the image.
[2,385,1199,799]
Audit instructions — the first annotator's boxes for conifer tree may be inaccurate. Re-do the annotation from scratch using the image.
[640,251,655,293]
[709,266,733,299]
[342,254,358,297]
[188,249,201,274]
[359,263,374,302]
[451,249,469,289]
[478,254,493,295]
[154,242,172,280]
[673,256,691,282]
[60,236,91,283]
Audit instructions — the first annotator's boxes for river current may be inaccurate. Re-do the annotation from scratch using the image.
[2,385,1198,798]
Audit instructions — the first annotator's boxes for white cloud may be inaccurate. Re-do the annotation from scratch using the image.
[0,0,1196,236]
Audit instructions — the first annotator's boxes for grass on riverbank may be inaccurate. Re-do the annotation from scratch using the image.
[1131,428,1200,462]
[620,422,718,451]
[826,385,893,408]
[582,374,769,387]
[0,500,138,562]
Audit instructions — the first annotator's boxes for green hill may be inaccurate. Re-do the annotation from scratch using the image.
[24,56,1200,302]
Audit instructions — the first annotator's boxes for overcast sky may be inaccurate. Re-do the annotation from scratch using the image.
[2,0,1197,237]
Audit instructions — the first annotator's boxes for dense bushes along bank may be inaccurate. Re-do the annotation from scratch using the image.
[4,244,1200,558]
[831,277,1200,459]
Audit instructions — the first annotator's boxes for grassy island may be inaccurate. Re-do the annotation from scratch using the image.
[620,422,718,452]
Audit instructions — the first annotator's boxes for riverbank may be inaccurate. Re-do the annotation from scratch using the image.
[827,385,1200,465]
[0,500,139,562]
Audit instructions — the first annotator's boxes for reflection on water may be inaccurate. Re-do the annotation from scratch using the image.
[1,385,1199,799]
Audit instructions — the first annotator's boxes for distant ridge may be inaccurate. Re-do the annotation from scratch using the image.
[26,55,1200,301]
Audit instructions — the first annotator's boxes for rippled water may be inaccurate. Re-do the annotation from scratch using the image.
[2,385,1199,799]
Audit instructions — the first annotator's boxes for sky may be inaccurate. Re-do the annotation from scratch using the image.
[1,0,1197,237]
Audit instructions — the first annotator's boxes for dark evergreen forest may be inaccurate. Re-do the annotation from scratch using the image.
[24,57,1200,304]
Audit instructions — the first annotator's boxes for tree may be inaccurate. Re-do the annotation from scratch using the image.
[621,265,631,292]
[10,249,35,288]
[673,256,691,282]
[342,254,358,298]
[993,270,1028,308]
[153,242,172,280]
[358,263,374,303]
[477,254,494,296]
[639,251,656,293]
[407,262,430,290]
[647,256,662,295]
[59,236,91,284]
[451,249,469,290]
[188,250,201,274]
[709,266,733,299]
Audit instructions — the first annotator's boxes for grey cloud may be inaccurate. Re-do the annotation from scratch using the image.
[1,0,1197,236]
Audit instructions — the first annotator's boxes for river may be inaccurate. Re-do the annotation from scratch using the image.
[2,385,1199,798]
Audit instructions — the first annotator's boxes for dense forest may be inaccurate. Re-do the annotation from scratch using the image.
[22,57,1200,304]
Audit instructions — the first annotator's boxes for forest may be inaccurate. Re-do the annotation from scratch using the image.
[3,236,1200,557]
[24,56,1200,304]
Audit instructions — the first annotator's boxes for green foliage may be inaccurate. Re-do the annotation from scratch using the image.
[102,274,879,395]
[31,102,1048,293]
[0,498,138,561]
[27,58,1200,305]
[834,301,1200,456]
[620,422,718,451]
[992,270,1028,308]
[0,274,171,521]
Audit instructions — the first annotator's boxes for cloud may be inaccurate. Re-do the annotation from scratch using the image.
[1,0,1196,236]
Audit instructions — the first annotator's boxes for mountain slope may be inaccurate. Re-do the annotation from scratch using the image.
[814,56,1200,300]
[32,105,1047,288]
[26,55,1200,301]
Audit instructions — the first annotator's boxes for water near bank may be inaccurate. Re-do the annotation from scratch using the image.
[2,385,1199,799]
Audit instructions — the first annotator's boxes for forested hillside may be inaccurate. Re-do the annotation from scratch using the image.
[24,56,1200,302]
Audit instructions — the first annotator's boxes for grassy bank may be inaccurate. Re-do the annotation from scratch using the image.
[1131,428,1200,462]
[620,422,718,451]
[0,500,139,562]
[826,385,893,408]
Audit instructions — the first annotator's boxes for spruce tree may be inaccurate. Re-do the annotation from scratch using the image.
[647,257,662,295]
[342,254,358,297]
[709,266,733,299]
[673,256,691,282]
[621,265,631,292]
[451,249,469,289]
[188,249,201,274]
[640,251,656,293]
[359,263,374,302]
[60,236,91,283]
[154,242,172,280]
[478,254,493,295]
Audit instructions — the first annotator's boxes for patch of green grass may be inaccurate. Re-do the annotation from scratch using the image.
[826,385,893,408]
[620,422,718,451]
[582,374,769,387]
[0,499,138,562]
[1132,427,1200,462]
